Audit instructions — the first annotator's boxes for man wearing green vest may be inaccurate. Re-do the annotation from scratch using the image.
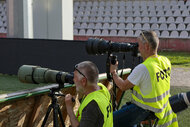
[110,31,178,127]
[65,61,113,127]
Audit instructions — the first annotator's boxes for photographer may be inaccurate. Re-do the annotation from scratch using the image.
[65,61,113,127]
[110,31,178,127]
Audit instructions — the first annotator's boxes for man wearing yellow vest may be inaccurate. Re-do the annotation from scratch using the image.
[65,61,113,127]
[110,31,178,127]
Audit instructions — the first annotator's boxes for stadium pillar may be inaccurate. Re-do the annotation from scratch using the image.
[7,0,73,40]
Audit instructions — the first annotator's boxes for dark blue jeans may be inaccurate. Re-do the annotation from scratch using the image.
[113,103,151,127]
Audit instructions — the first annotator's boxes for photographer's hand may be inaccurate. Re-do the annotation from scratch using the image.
[110,61,118,74]
[65,94,79,127]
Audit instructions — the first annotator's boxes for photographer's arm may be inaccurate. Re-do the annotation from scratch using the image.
[110,62,134,91]
[111,71,134,91]
[65,94,79,127]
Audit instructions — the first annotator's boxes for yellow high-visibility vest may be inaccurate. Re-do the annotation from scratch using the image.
[76,83,113,127]
[132,55,178,126]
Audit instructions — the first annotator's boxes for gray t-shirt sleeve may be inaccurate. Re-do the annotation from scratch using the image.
[127,64,152,95]
[79,100,104,127]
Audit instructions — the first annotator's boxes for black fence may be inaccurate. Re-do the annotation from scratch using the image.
[0,38,141,75]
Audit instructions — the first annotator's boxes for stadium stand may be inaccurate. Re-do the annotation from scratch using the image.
[73,0,190,39]
[1,0,190,39]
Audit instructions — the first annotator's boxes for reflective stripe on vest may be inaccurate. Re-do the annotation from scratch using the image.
[132,55,178,126]
[76,83,113,127]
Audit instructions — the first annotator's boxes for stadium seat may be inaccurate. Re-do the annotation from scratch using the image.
[160,30,170,38]
[88,23,95,29]
[159,23,168,31]
[150,17,157,23]
[151,23,159,30]
[126,1,133,7]
[80,1,86,7]
[80,23,88,29]
[118,30,125,36]
[126,30,134,37]
[149,10,157,16]
[175,17,183,24]
[104,11,111,16]
[99,1,105,6]
[148,6,155,11]
[182,10,189,16]
[126,17,133,23]
[82,16,89,22]
[110,23,117,30]
[110,30,117,36]
[95,23,103,29]
[102,29,109,36]
[111,17,118,23]
[103,23,110,29]
[165,10,173,16]
[86,1,92,7]
[0,20,3,27]
[134,17,141,23]
[92,1,98,7]
[134,11,141,16]
[126,23,133,30]
[170,31,179,38]
[89,17,96,22]
[167,17,175,23]
[78,29,86,35]
[142,17,149,23]
[163,5,171,11]
[75,16,82,22]
[103,16,111,23]
[168,23,177,31]
[173,10,181,16]
[118,17,125,23]
[141,10,149,16]
[126,6,133,11]
[178,1,184,6]
[177,23,186,31]
[186,1,190,6]
[163,1,170,6]
[184,17,190,24]
[118,11,125,16]
[86,29,93,36]
[157,10,165,17]
[118,23,125,30]
[94,29,101,36]
[158,17,166,23]
[74,29,78,35]
[179,31,188,38]
[147,1,154,7]
[96,16,103,23]
[134,23,142,30]
[179,5,187,10]
[134,30,142,37]
[170,1,177,6]
[126,11,133,17]
[155,5,163,11]
[74,22,81,29]
[154,30,160,37]
[142,23,150,30]
[171,5,180,11]
[112,11,118,17]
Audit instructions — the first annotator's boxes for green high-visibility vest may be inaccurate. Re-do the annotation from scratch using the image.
[132,55,178,127]
[76,83,113,127]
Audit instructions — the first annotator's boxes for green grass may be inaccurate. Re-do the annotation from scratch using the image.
[0,74,47,94]
[158,51,190,67]
[119,86,190,127]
